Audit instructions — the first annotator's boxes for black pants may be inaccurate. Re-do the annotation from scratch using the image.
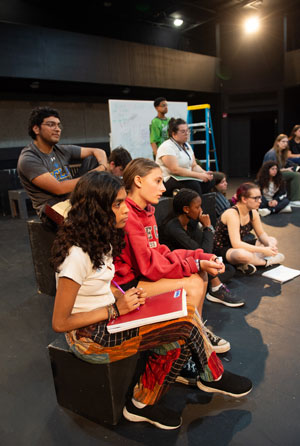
[164,177,215,197]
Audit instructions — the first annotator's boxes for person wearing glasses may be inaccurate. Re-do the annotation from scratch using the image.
[156,118,215,197]
[17,106,108,220]
[213,182,285,275]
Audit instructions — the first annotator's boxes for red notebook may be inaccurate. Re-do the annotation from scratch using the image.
[107,288,187,333]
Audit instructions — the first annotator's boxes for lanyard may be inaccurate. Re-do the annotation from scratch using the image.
[170,138,191,160]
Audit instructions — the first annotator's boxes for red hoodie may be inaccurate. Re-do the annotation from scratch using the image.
[114,197,214,284]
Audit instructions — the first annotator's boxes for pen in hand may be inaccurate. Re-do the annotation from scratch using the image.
[111,280,141,311]
[112,279,125,295]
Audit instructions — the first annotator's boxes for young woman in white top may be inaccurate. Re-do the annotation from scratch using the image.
[256,161,291,216]
[156,118,215,197]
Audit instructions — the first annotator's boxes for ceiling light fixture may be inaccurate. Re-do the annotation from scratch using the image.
[244,16,260,33]
[174,18,183,27]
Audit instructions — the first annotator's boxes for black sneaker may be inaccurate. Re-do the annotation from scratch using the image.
[197,370,252,398]
[204,325,231,354]
[236,264,256,275]
[123,399,182,430]
[175,358,198,386]
[206,285,245,308]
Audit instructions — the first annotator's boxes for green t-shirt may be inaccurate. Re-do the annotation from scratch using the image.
[150,117,170,147]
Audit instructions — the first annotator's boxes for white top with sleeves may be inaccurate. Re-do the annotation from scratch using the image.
[156,138,194,182]
[263,182,278,201]
[57,246,115,314]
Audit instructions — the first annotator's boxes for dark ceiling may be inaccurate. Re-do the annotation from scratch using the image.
[0,0,299,54]
[0,0,299,100]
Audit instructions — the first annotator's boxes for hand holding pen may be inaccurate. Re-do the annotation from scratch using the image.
[112,280,146,315]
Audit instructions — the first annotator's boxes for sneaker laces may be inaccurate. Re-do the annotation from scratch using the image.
[203,320,219,343]
[221,284,230,294]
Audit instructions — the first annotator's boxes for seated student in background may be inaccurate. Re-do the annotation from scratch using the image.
[156,118,214,197]
[213,182,285,275]
[78,145,132,178]
[288,124,300,165]
[51,170,252,431]
[149,97,170,158]
[256,161,291,217]
[263,134,300,207]
[17,106,107,220]
[211,171,232,218]
[107,146,132,177]
[164,188,244,309]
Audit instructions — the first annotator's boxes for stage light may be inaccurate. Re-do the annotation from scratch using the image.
[174,18,183,27]
[244,16,260,33]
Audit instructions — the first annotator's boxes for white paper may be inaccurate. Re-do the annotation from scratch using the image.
[262,265,300,283]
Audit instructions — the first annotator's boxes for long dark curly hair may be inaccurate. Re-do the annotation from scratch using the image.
[256,161,284,191]
[51,171,125,272]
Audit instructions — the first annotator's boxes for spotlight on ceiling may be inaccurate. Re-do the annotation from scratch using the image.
[174,18,183,27]
[244,16,260,33]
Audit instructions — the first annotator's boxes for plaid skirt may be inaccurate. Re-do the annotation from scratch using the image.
[65,304,223,405]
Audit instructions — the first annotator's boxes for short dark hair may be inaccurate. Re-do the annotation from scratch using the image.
[108,146,132,169]
[154,97,167,108]
[28,106,61,140]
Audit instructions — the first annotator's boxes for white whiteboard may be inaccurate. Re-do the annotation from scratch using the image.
[109,100,188,159]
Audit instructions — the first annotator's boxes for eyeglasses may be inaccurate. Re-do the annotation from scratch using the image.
[248,195,262,202]
[41,121,63,130]
[177,129,190,134]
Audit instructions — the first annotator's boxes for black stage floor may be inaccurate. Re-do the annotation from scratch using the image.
[1,206,300,446]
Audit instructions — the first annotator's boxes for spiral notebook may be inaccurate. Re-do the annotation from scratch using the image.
[107,288,187,333]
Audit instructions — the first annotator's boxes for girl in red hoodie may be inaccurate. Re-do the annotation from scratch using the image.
[114,158,223,315]
[113,158,252,423]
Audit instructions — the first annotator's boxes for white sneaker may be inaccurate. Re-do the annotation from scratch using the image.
[290,201,300,207]
[265,252,285,267]
[258,208,271,217]
[236,263,257,275]
[204,326,231,354]
[279,205,292,213]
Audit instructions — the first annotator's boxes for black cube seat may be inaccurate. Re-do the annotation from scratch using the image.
[48,334,139,425]
[27,219,56,296]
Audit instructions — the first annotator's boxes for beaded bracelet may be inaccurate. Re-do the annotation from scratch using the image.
[107,304,118,321]
[113,302,120,317]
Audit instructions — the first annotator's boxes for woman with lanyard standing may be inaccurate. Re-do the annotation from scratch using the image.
[156,118,215,197]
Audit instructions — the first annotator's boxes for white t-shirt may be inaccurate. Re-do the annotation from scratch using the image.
[156,138,194,182]
[57,246,115,314]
